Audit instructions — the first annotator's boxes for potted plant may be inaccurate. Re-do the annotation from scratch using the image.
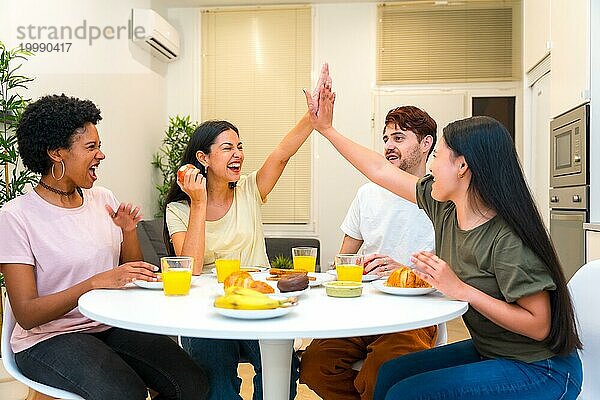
[152,115,198,217]
[0,41,36,333]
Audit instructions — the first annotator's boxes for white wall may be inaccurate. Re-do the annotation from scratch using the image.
[0,0,168,216]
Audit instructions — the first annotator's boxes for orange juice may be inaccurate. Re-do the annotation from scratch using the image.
[216,258,241,282]
[336,264,363,282]
[293,255,316,272]
[162,268,192,296]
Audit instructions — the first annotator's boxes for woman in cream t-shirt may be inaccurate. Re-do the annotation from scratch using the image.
[163,66,329,400]
[163,113,316,400]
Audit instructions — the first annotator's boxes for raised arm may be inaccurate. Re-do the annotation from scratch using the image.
[305,83,418,204]
[256,64,331,200]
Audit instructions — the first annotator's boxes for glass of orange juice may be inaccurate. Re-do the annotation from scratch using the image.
[161,256,193,296]
[215,250,241,283]
[292,247,317,272]
[335,254,364,283]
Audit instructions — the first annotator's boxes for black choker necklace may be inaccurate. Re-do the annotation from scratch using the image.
[38,180,78,196]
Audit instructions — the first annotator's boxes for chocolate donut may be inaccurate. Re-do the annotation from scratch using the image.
[277,274,309,292]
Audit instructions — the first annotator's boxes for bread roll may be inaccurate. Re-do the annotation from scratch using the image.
[385,266,431,288]
[223,271,275,294]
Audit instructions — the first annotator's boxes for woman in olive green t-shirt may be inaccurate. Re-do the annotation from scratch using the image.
[306,83,582,399]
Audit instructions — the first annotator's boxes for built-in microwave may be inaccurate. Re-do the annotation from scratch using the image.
[550,104,589,188]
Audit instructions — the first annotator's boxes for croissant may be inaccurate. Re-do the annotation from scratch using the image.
[223,271,275,294]
[386,266,431,288]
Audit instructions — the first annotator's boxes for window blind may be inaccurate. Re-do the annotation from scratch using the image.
[201,7,312,224]
[377,1,521,84]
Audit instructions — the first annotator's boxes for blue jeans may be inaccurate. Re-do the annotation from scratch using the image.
[373,339,582,400]
[15,328,208,400]
[181,337,299,400]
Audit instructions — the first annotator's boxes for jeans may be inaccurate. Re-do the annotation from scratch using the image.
[373,339,582,400]
[181,337,299,400]
[15,328,208,400]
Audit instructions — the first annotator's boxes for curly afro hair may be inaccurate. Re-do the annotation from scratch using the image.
[16,94,102,175]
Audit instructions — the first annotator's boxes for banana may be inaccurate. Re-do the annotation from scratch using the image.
[224,286,266,297]
[215,286,298,310]
[214,294,281,310]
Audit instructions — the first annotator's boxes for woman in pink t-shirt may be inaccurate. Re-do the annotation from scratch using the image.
[0,95,208,400]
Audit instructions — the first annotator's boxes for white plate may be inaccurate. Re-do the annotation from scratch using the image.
[308,272,334,287]
[270,286,310,298]
[213,306,293,320]
[371,279,436,296]
[133,276,200,290]
[325,269,382,283]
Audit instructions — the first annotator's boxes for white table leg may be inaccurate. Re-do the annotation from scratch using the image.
[259,339,294,400]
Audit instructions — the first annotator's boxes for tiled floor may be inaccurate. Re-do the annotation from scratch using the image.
[239,317,471,400]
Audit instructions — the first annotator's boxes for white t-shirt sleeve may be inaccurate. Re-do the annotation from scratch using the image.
[0,207,35,266]
[340,190,363,240]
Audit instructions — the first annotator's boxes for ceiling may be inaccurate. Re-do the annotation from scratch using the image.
[159,0,418,7]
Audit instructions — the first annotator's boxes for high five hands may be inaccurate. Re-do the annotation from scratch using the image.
[304,63,336,132]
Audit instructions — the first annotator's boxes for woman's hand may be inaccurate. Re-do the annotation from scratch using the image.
[307,63,331,115]
[305,82,336,133]
[363,253,403,277]
[178,166,207,205]
[91,261,159,289]
[106,203,142,232]
[410,251,468,300]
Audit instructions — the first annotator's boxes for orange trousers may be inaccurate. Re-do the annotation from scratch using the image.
[299,326,437,400]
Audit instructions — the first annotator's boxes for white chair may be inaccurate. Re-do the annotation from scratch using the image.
[352,322,447,371]
[568,260,600,399]
[2,297,84,400]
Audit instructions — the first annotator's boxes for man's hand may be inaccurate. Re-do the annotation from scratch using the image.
[363,253,404,277]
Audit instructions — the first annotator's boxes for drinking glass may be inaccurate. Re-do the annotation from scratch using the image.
[161,256,193,296]
[335,254,364,283]
[292,247,317,272]
[215,250,241,283]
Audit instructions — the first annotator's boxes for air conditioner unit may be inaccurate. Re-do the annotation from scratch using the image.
[132,9,180,62]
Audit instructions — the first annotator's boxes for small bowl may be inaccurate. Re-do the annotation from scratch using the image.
[323,281,363,298]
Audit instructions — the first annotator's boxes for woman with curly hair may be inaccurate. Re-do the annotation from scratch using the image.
[0,94,208,400]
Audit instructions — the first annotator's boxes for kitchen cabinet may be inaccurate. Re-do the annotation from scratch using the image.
[523,0,551,73]
[550,0,590,117]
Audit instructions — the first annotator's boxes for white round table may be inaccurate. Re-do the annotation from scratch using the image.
[79,275,467,400]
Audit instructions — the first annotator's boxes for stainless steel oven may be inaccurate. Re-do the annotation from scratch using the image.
[549,104,589,281]
[549,186,588,281]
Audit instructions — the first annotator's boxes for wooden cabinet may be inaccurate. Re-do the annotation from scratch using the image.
[523,0,551,73]
[550,0,590,116]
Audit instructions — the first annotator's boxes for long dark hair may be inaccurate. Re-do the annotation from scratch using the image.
[162,120,239,256]
[444,116,581,355]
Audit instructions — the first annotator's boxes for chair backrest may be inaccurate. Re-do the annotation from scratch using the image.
[2,297,84,399]
[568,259,600,399]
[265,237,321,270]
[137,218,169,267]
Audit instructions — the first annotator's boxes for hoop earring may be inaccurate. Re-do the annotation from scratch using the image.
[51,160,65,181]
